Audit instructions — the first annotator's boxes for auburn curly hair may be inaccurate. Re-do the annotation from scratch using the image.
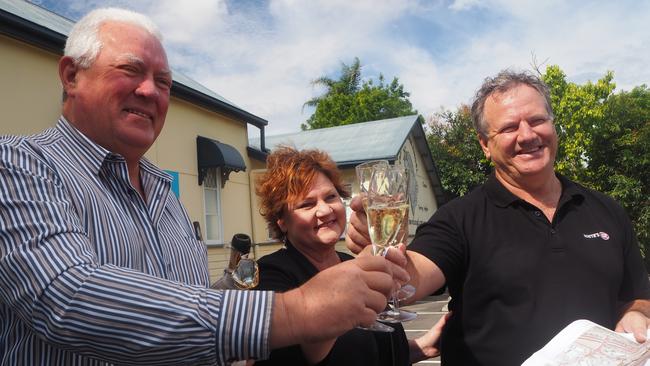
[256,146,350,240]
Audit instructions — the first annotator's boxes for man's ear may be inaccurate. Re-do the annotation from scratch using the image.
[59,56,79,97]
[478,133,491,160]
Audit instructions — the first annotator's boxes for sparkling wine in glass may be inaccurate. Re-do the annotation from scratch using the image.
[367,164,416,323]
[354,160,395,333]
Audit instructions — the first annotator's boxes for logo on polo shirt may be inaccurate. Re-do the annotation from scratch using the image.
[583,232,610,241]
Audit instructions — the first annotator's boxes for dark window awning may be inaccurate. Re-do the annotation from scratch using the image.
[197,136,246,187]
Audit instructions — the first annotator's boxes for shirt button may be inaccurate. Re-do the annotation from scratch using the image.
[550,229,556,234]
[534,211,542,217]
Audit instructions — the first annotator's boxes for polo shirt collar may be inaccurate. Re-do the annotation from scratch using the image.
[556,173,584,207]
[485,172,584,208]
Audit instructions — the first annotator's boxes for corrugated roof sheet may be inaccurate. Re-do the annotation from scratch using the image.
[1,0,72,35]
[170,70,237,107]
[250,115,418,164]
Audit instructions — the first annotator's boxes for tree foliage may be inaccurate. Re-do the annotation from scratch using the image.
[590,85,650,261]
[302,57,419,130]
[426,106,491,198]
[542,65,615,182]
[425,65,650,267]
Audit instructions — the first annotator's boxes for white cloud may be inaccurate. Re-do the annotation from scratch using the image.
[448,0,484,12]
[36,0,650,135]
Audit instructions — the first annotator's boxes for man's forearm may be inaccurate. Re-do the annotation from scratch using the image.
[405,250,446,303]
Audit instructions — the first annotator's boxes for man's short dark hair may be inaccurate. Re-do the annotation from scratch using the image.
[470,69,554,137]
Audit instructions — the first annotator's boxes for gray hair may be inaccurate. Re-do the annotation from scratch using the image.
[64,7,162,69]
[470,69,554,138]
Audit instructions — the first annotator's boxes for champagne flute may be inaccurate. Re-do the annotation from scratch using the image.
[359,161,416,303]
[356,160,389,209]
[367,164,417,323]
[354,160,395,333]
[232,258,259,289]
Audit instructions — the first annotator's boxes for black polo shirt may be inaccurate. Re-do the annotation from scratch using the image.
[409,173,650,366]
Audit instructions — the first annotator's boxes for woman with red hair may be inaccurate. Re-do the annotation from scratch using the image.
[254,146,446,366]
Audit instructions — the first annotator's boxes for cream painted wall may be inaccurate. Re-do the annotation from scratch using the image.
[249,169,272,244]
[0,35,62,134]
[397,136,438,230]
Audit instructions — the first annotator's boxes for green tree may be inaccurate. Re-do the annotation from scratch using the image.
[304,57,362,110]
[426,105,491,198]
[302,58,419,130]
[542,66,615,182]
[543,66,649,264]
[590,85,650,262]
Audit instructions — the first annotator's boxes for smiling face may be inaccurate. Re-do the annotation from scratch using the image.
[479,84,558,186]
[60,21,172,163]
[278,172,346,254]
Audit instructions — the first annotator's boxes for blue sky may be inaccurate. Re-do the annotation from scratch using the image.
[30,0,650,135]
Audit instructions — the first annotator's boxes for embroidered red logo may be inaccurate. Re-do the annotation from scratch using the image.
[583,232,610,241]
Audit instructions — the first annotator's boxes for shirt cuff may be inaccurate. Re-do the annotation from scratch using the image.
[215,289,274,363]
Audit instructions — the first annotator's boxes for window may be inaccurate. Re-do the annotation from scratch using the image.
[203,168,223,245]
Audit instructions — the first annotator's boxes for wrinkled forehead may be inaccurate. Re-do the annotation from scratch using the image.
[488,84,547,111]
[98,22,170,71]
[98,21,165,53]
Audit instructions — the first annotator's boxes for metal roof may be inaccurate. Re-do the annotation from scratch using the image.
[250,115,418,165]
[0,0,267,128]
[249,115,448,204]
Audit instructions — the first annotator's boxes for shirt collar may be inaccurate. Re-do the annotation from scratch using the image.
[55,116,171,183]
[486,171,584,208]
[56,116,111,176]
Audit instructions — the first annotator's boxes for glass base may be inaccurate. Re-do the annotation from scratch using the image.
[357,321,395,332]
[377,309,417,323]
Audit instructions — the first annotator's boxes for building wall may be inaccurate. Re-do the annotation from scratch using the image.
[0,32,255,283]
[0,34,62,134]
[397,135,439,232]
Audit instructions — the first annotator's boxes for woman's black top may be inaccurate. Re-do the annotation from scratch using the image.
[254,242,410,366]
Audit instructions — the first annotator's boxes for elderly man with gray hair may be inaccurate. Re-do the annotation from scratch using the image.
[346,69,650,365]
[0,7,408,365]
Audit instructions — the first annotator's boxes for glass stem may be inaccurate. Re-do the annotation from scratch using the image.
[389,291,400,315]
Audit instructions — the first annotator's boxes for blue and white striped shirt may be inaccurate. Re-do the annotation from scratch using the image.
[0,118,272,365]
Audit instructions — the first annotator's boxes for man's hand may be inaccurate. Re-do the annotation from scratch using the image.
[345,195,371,254]
[616,308,650,343]
[358,244,409,294]
[616,299,650,343]
[270,255,409,348]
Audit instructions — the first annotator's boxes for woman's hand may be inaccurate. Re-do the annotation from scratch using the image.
[409,312,451,362]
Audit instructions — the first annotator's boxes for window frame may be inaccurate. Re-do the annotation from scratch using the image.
[202,168,224,246]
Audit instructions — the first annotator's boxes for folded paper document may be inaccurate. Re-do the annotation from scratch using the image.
[523,319,650,366]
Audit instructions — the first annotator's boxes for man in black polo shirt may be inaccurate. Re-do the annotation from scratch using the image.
[345,70,650,365]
